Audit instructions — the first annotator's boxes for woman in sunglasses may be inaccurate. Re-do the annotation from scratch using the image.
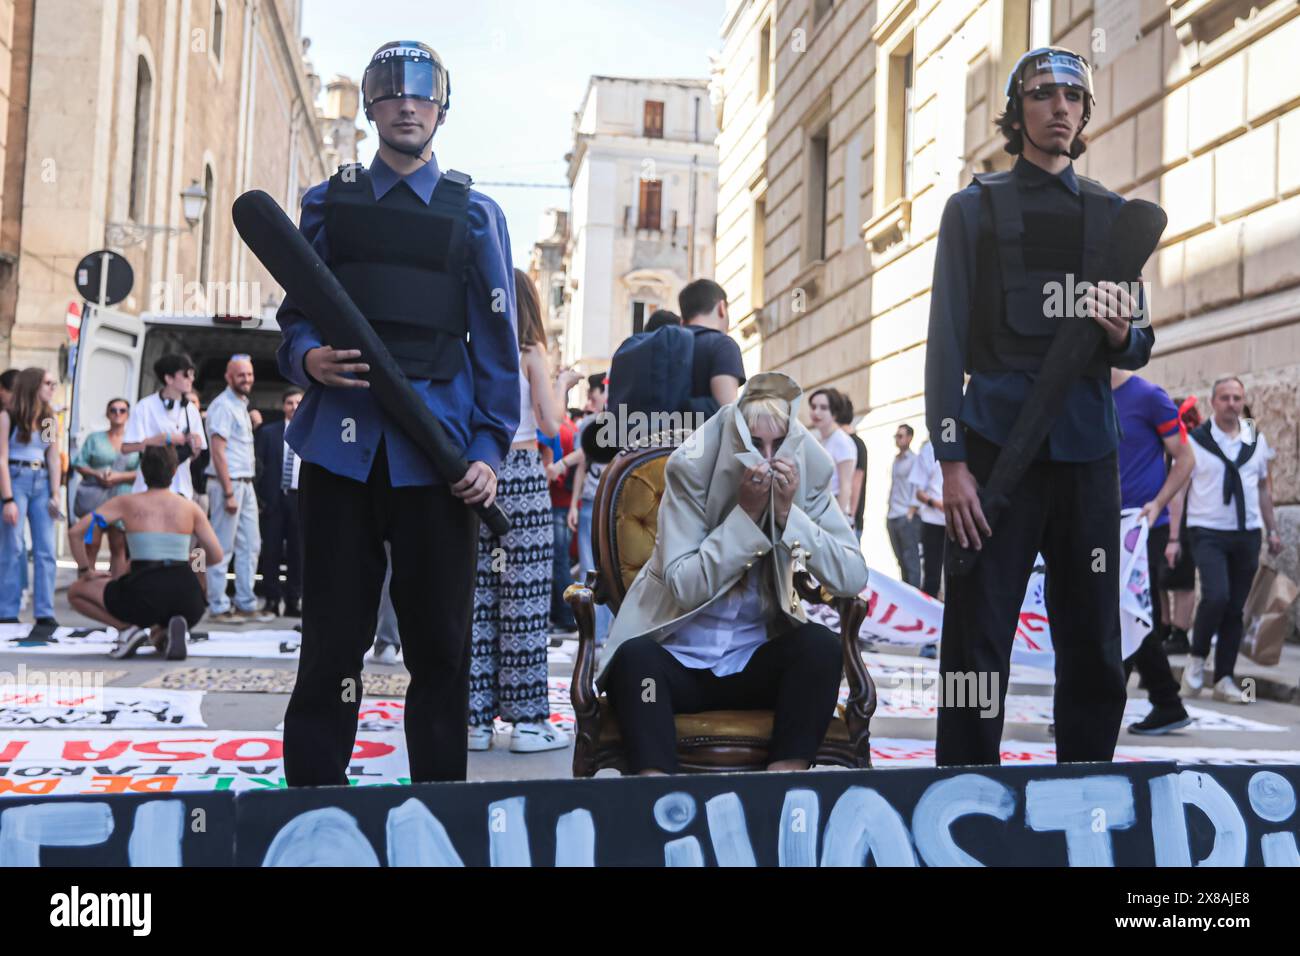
[71,398,139,577]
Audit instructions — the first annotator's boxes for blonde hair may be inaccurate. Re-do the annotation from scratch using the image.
[740,394,790,436]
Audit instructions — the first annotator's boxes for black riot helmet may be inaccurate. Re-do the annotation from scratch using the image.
[362,41,451,158]
[1003,47,1094,148]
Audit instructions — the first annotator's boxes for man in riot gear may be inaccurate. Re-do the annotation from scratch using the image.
[925,47,1156,766]
[275,41,519,786]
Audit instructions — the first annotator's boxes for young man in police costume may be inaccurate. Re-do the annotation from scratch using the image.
[276,41,518,786]
[925,48,1154,766]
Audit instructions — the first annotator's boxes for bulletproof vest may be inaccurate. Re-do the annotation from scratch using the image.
[323,164,472,381]
[968,169,1117,379]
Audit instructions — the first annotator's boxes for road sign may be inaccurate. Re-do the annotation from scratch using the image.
[74,249,133,306]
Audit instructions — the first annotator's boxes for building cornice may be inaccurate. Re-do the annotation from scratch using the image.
[262,0,328,176]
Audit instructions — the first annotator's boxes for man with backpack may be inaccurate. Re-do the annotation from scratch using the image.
[595,279,746,463]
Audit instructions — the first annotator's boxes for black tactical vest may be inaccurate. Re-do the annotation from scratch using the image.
[323,164,472,381]
[968,169,1117,380]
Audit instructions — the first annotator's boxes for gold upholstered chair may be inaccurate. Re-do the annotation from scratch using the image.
[564,433,877,777]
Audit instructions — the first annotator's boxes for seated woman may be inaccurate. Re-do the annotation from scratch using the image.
[599,372,870,775]
[67,446,223,659]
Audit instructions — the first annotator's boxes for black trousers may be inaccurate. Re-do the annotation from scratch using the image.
[284,445,478,786]
[937,430,1127,766]
[920,522,946,598]
[257,491,302,604]
[1125,521,1182,708]
[604,623,843,773]
[1190,527,1261,681]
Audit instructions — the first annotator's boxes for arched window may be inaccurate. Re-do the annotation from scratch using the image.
[199,164,215,287]
[128,56,153,221]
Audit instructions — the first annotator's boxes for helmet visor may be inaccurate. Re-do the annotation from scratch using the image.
[1017,50,1093,98]
[364,57,447,108]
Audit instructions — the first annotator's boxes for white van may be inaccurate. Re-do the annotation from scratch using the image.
[67,304,292,512]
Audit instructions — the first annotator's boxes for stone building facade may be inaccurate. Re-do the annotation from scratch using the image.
[715,0,1300,598]
[562,75,719,372]
[0,0,355,371]
[529,207,570,364]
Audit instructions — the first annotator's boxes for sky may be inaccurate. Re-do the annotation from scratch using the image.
[300,0,726,267]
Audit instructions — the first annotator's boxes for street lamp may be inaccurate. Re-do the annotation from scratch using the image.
[179,180,208,227]
[105,180,209,247]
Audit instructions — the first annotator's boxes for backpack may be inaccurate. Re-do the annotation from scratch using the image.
[606,325,695,423]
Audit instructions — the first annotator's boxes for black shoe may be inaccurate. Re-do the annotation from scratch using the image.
[164,615,189,661]
[1162,628,1191,655]
[282,599,301,618]
[0,617,19,623]
[35,616,59,627]
[1129,705,1192,736]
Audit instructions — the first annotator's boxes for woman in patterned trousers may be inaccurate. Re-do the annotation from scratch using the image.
[468,270,581,753]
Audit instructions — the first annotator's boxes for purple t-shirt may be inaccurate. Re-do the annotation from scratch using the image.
[1114,376,1181,526]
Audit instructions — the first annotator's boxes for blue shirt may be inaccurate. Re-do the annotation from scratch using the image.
[276,153,519,486]
[1113,375,1181,526]
[925,157,1154,463]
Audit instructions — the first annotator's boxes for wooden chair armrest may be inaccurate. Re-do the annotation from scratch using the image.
[564,573,601,724]
[836,593,877,731]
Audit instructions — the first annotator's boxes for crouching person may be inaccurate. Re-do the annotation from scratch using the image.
[67,446,223,659]
[599,372,869,774]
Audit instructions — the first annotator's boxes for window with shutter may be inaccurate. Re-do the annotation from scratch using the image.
[638,179,662,231]
[644,100,664,138]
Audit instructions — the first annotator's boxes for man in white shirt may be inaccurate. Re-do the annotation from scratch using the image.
[1181,376,1281,703]
[886,424,922,587]
[121,354,206,499]
[908,439,947,598]
[204,356,271,624]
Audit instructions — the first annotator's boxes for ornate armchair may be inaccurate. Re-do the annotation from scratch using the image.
[564,435,877,777]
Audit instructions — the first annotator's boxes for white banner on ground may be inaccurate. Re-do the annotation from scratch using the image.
[0,686,206,729]
[859,682,1283,732]
[831,566,1055,668]
[275,699,408,733]
[0,626,303,659]
[859,651,1056,687]
[0,730,409,797]
[850,512,1157,667]
[867,738,1300,768]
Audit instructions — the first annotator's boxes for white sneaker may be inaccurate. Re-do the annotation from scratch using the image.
[1213,676,1250,704]
[235,606,276,624]
[108,626,150,659]
[467,724,494,751]
[509,719,569,753]
[1181,655,1205,698]
[372,644,398,665]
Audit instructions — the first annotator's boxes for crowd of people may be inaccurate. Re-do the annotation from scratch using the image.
[0,352,317,656]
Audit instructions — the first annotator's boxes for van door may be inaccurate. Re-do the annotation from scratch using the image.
[69,304,145,448]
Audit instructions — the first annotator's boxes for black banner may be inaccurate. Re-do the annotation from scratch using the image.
[3,762,1298,866]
